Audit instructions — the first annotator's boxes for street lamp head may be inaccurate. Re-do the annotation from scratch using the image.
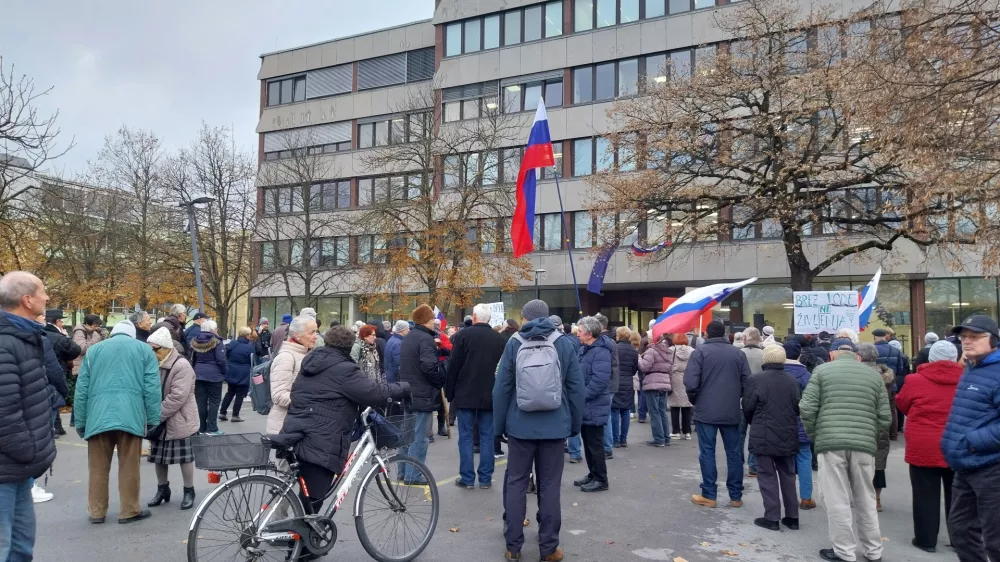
[190,195,216,205]
[534,268,547,274]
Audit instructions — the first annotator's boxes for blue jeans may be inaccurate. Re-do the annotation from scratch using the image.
[695,423,744,501]
[0,478,35,561]
[404,410,432,483]
[610,408,631,444]
[645,390,670,444]
[739,414,758,473]
[603,415,613,454]
[638,390,647,420]
[796,443,813,501]
[567,434,582,460]
[457,409,495,486]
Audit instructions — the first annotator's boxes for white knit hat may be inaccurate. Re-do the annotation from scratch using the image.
[110,320,136,339]
[147,327,174,349]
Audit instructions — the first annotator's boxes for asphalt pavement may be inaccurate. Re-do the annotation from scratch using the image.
[34,409,957,561]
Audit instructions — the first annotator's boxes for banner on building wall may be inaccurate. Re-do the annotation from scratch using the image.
[485,302,505,328]
[793,291,860,335]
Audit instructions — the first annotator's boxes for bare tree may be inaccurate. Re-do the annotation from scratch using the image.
[164,124,258,337]
[0,57,71,273]
[352,85,532,315]
[592,0,999,290]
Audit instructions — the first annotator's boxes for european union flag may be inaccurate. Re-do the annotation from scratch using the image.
[586,242,619,295]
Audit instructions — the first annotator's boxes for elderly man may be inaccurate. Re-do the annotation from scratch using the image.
[0,272,58,559]
[739,327,765,478]
[129,310,152,342]
[800,338,891,562]
[447,304,506,489]
[385,320,409,384]
[75,320,161,524]
[183,312,208,352]
[941,315,1000,561]
[495,299,583,562]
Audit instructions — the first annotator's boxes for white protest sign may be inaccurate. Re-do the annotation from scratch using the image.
[793,291,859,335]
[485,302,505,328]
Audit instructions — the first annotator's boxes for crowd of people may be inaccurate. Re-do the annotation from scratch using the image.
[3,267,1000,562]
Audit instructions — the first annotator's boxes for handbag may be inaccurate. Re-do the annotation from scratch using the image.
[145,370,170,441]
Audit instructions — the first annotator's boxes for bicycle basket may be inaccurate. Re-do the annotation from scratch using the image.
[191,432,270,471]
[369,412,417,450]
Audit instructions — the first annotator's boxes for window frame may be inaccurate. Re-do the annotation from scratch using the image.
[266,75,307,107]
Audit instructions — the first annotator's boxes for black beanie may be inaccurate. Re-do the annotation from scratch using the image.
[706,320,726,338]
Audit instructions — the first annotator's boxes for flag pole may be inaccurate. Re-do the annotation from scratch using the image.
[554,172,583,318]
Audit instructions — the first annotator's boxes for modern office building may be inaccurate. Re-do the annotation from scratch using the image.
[253,0,995,355]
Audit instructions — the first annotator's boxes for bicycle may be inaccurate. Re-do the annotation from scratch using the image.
[186,406,440,562]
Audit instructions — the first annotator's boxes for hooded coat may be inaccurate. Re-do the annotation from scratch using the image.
[743,363,802,457]
[265,341,309,435]
[579,337,613,427]
[896,360,963,468]
[637,339,674,393]
[279,346,408,473]
[190,332,228,383]
[667,345,693,408]
[155,349,200,441]
[612,340,638,410]
[941,350,1000,471]
[71,325,103,374]
[224,337,255,386]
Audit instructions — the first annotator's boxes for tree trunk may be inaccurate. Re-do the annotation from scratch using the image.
[216,307,230,339]
[782,225,815,292]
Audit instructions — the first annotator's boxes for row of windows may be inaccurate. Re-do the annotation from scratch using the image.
[444,0,731,58]
[260,235,393,271]
[262,181,352,216]
[442,142,564,189]
[445,1,564,57]
[357,112,430,149]
[572,45,716,102]
[263,142,353,161]
[265,48,434,108]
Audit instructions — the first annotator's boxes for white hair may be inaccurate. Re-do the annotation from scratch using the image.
[578,316,602,338]
[203,320,218,333]
[743,327,761,345]
[300,307,317,320]
[393,320,410,334]
[291,315,315,337]
[837,328,859,343]
[169,304,186,317]
[128,311,149,325]
[0,272,41,310]
[472,303,492,324]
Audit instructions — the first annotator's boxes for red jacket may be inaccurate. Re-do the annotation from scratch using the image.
[895,360,964,468]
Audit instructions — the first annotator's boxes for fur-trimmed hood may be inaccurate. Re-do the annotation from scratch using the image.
[190,332,219,353]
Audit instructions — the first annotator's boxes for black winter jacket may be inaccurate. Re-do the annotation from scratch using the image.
[743,363,802,457]
[41,336,69,408]
[399,325,445,412]
[445,323,505,410]
[43,323,81,377]
[612,340,637,410]
[280,346,407,473]
[600,331,620,398]
[683,337,751,425]
[0,313,57,483]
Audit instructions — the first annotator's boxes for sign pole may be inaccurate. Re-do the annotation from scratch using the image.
[554,172,584,319]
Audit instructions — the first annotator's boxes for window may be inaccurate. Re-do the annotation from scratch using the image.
[618,58,638,96]
[669,0,690,13]
[574,60,635,103]
[573,67,594,103]
[290,240,305,268]
[358,235,374,264]
[695,45,716,75]
[335,237,350,266]
[545,2,563,37]
[542,141,563,179]
[787,32,809,73]
[524,82,543,111]
[524,5,543,42]
[818,26,841,65]
[694,0,713,8]
[357,114,427,149]
[546,80,564,106]
[595,63,616,100]
[645,53,667,86]
[263,121,352,159]
[731,205,756,239]
[443,102,461,122]
[464,19,482,53]
[503,148,522,183]
[465,153,481,186]
[574,138,594,176]
[645,0,665,18]
[617,138,636,171]
[408,113,426,142]
[574,211,594,248]
[621,0,640,22]
[597,0,616,27]
[443,155,461,189]
[762,217,782,238]
[267,76,306,107]
[670,49,692,80]
[596,137,614,172]
[543,214,562,250]
[576,0,594,31]
[484,15,501,49]
[441,82,499,122]
[262,242,276,270]
[446,23,462,56]
[480,220,498,254]
[505,11,522,45]
[483,151,499,186]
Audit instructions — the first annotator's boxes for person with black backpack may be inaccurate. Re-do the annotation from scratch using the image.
[494,299,583,562]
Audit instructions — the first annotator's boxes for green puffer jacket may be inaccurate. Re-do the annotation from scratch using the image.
[799,353,892,457]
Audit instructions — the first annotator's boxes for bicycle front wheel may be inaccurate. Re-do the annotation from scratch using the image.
[354,454,439,562]
[187,472,305,562]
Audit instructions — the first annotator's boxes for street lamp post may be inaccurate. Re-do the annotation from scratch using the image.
[179,196,216,314]
[534,268,546,300]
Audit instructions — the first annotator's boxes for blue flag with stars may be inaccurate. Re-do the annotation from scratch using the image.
[587,242,619,295]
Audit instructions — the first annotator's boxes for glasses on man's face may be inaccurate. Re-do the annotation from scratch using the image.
[959,332,990,342]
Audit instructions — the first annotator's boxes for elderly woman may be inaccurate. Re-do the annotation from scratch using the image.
[351,324,382,383]
[611,327,638,448]
[858,342,896,512]
[573,316,613,493]
[266,316,318,435]
[145,327,199,510]
[279,325,410,513]
[638,333,674,446]
[896,340,963,553]
[667,334,695,440]
[191,320,227,435]
[220,326,255,423]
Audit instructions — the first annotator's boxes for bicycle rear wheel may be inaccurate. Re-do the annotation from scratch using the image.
[187,472,305,562]
[355,454,439,562]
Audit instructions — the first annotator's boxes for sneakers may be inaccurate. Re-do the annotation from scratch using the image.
[495,449,506,459]
[645,441,665,447]
[800,499,817,510]
[619,440,628,448]
[541,547,565,561]
[231,416,243,423]
[217,414,228,421]
[819,549,850,562]
[568,457,582,464]
[683,433,692,440]
[670,433,680,439]
[31,484,53,503]
[630,412,636,418]
[604,451,614,460]
[691,494,717,508]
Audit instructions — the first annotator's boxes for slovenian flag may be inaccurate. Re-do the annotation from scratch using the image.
[857,268,882,331]
[433,306,447,331]
[651,277,758,342]
[510,100,555,257]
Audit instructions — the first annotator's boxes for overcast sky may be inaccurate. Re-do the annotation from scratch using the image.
[0,0,432,179]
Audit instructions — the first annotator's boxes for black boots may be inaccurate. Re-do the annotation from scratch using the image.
[148,483,171,506]
[181,487,195,510]
[53,414,66,437]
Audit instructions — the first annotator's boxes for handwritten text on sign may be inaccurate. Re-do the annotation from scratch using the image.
[793,291,859,335]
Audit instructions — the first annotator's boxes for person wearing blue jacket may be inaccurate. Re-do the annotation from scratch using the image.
[572,316,613,494]
[941,315,1000,562]
[219,327,254,423]
[190,321,228,435]
[494,299,583,562]
[384,320,408,384]
[782,341,816,510]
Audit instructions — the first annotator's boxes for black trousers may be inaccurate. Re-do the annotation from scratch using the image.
[502,438,563,558]
[194,380,223,433]
[581,424,608,485]
[910,465,953,549]
[298,460,337,515]
[948,463,1000,561]
[757,455,798,522]
[671,407,693,435]
[220,384,248,417]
